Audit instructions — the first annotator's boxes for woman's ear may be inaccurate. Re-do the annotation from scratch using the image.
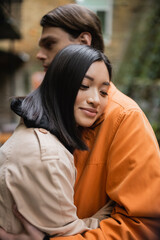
[78,32,92,46]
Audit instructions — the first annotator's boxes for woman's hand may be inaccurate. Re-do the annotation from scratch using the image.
[92,199,115,221]
[0,206,45,240]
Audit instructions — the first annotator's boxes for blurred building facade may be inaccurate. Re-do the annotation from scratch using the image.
[0,0,74,144]
[0,0,25,142]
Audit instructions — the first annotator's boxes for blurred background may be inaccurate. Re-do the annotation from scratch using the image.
[0,0,159,145]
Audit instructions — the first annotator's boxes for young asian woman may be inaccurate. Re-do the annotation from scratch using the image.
[0,44,112,238]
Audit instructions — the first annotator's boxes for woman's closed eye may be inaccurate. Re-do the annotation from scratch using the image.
[80,84,89,90]
[100,90,108,97]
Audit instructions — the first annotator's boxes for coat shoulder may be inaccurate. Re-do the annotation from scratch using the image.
[0,123,59,163]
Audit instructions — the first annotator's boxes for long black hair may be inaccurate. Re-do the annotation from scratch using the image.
[14,45,112,152]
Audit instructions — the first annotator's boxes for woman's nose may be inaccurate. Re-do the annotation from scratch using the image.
[87,92,100,107]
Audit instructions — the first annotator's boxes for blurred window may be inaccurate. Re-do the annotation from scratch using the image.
[76,0,113,45]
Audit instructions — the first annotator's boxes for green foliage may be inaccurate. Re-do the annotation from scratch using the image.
[116,0,160,145]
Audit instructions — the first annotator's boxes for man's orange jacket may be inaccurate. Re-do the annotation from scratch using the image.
[53,83,160,240]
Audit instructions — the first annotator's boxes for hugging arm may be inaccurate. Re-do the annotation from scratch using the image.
[2,125,107,238]
[0,201,114,240]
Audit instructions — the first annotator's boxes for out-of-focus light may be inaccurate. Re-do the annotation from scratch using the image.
[18,52,30,62]
[76,0,85,3]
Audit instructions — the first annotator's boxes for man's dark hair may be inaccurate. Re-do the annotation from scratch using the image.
[40,4,104,52]
[18,45,111,152]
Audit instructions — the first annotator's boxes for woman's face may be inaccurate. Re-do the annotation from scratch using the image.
[74,61,110,127]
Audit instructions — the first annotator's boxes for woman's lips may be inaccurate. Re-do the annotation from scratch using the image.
[80,107,98,117]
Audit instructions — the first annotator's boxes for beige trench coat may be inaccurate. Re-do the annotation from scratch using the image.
[0,122,101,236]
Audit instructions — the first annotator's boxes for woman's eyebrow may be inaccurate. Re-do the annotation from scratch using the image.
[84,75,94,81]
[84,75,110,86]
